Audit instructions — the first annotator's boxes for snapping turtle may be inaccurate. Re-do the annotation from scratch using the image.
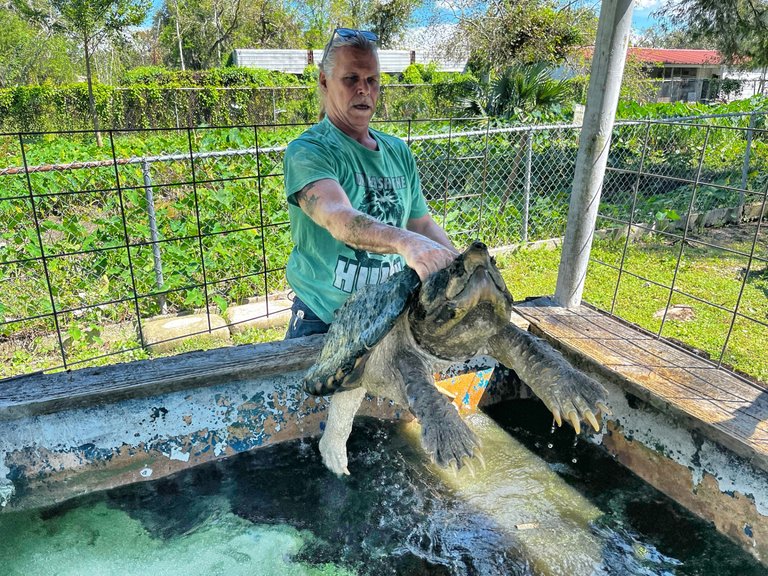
[304,241,608,475]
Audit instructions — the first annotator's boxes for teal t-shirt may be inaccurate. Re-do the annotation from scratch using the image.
[283,116,429,323]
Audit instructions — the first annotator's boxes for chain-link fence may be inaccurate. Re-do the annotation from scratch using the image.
[1,113,766,381]
[655,77,767,103]
[591,111,768,382]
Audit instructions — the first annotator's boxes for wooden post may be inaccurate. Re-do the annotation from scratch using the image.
[554,0,636,308]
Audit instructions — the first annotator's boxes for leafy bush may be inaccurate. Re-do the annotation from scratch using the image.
[0,68,483,132]
[401,64,424,85]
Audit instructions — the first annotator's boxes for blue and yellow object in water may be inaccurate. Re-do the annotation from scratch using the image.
[434,368,494,414]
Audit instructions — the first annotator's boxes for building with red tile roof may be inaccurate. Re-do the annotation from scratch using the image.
[627,48,722,66]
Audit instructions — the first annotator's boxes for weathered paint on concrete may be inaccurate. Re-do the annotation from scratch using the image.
[594,377,768,563]
[0,369,407,512]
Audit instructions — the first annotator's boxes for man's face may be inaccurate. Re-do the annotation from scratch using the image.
[320,46,380,133]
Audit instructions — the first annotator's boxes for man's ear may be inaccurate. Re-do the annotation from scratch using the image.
[319,71,328,92]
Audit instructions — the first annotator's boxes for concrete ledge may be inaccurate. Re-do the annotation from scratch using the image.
[0,335,326,421]
[226,298,292,333]
[141,312,231,353]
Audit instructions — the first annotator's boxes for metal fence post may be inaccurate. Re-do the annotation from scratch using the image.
[141,159,167,314]
[272,89,278,124]
[739,112,756,211]
[522,129,533,242]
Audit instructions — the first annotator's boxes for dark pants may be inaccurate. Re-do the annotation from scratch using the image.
[284,296,330,339]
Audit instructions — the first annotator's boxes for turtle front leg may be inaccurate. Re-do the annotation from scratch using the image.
[319,387,367,476]
[395,349,480,468]
[488,324,609,433]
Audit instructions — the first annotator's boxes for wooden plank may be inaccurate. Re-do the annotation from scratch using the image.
[514,301,768,468]
[0,335,325,421]
[540,307,715,370]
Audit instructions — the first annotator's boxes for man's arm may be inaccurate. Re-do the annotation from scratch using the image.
[406,213,457,252]
[294,178,455,280]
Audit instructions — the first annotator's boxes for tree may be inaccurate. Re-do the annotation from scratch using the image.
[459,62,571,121]
[657,0,768,67]
[633,26,714,50]
[0,7,78,86]
[297,0,421,48]
[435,0,598,77]
[15,0,150,144]
[367,0,422,48]
[156,0,303,69]
[233,0,303,51]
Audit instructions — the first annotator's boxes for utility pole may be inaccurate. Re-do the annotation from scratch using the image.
[554,0,635,308]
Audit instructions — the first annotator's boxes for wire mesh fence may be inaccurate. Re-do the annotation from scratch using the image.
[591,111,768,383]
[1,113,766,382]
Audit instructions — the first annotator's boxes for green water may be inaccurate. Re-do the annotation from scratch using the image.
[0,399,764,576]
[0,501,349,576]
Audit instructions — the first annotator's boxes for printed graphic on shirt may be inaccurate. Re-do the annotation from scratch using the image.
[333,254,403,293]
[355,172,406,227]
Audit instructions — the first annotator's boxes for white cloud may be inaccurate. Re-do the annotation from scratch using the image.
[634,0,662,9]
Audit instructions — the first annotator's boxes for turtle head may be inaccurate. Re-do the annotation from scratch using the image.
[409,241,513,356]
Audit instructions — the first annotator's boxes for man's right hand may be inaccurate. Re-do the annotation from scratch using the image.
[401,238,457,280]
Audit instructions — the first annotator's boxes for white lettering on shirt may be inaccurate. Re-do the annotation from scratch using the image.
[333,256,403,293]
[333,257,359,292]
[354,173,407,191]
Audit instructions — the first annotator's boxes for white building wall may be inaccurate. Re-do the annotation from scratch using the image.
[232,49,465,74]
[723,66,768,98]
[232,49,310,74]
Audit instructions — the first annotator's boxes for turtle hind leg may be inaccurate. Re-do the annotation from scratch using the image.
[395,349,480,469]
[319,387,367,476]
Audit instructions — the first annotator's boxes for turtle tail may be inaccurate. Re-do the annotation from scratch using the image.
[395,349,480,469]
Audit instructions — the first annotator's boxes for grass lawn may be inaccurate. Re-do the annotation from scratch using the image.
[496,223,768,385]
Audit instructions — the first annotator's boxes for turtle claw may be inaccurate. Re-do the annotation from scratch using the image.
[474,449,487,471]
[422,406,481,471]
[597,401,612,416]
[551,408,562,428]
[585,410,600,432]
[567,410,581,435]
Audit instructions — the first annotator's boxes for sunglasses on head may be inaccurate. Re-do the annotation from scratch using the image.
[331,27,378,44]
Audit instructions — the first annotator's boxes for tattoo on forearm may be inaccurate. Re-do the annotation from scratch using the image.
[296,182,318,216]
[349,214,374,237]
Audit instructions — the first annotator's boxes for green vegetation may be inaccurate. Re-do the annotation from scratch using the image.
[2,103,766,382]
[496,231,768,384]
[0,69,479,132]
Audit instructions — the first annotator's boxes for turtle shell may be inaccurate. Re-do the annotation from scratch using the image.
[302,267,421,395]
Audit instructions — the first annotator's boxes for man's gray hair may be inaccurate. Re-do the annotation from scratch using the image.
[317,31,379,119]
[319,31,378,79]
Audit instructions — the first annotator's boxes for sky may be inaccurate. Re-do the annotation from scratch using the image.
[145,0,664,43]
[632,0,663,34]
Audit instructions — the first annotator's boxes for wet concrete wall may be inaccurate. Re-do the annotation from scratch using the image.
[0,367,409,512]
[590,372,768,564]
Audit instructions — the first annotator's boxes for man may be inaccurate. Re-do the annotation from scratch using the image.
[283,28,457,338]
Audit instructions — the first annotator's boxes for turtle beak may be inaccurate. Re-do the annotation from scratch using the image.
[443,241,491,300]
[462,241,491,272]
